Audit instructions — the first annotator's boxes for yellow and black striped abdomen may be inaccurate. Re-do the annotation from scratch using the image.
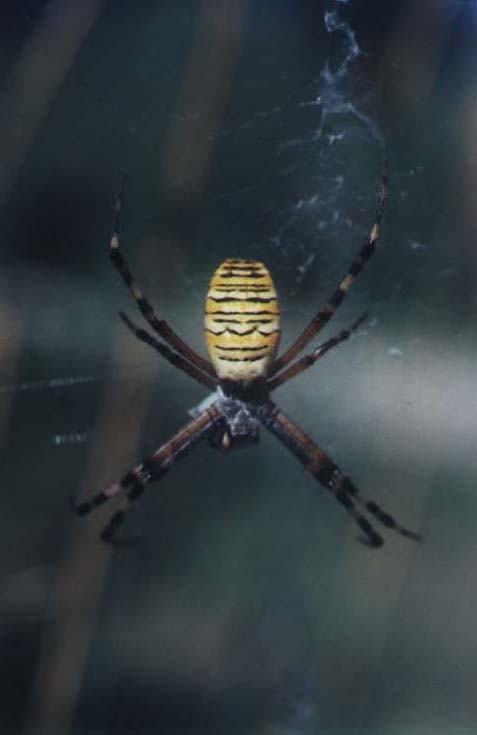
[205,259,281,382]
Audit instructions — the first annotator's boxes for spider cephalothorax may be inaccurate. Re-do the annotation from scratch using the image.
[208,387,263,450]
[75,175,420,548]
[198,379,273,450]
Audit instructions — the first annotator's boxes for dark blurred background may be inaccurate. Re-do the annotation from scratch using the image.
[1,1,476,733]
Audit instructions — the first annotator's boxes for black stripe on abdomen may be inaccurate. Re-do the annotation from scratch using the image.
[216,355,266,362]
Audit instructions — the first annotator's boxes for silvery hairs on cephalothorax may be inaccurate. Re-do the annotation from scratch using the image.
[74,175,420,548]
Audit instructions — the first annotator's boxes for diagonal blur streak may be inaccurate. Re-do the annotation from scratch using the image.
[0,0,106,209]
[21,1,245,732]
[160,0,244,199]
[380,0,458,124]
[23,326,157,733]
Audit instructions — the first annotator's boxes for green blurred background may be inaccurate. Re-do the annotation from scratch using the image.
[1,1,476,733]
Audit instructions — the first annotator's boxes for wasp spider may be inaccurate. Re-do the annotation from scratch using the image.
[75,176,420,547]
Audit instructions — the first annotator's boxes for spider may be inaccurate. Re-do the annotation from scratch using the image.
[75,175,420,547]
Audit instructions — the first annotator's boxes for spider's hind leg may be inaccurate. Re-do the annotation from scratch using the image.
[74,463,157,543]
[339,476,422,541]
[306,456,385,547]
[99,475,150,543]
[263,403,420,547]
[73,405,222,543]
[74,480,123,516]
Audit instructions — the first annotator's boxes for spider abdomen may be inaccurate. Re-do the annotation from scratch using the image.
[205,259,281,381]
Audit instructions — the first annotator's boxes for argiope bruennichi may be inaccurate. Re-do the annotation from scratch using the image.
[75,175,420,548]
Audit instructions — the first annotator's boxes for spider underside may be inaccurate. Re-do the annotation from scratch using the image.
[75,175,420,548]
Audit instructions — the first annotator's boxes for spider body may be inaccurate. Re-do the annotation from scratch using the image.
[75,174,421,548]
[206,387,267,450]
[205,258,281,382]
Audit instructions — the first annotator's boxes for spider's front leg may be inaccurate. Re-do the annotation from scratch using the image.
[74,405,222,543]
[110,181,215,377]
[268,311,367,391]
[270,171,387,376]
[261,403,420,547]
[119,311,218,390]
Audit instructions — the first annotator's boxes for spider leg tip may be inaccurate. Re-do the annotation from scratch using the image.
[401,528,422,542]
[75,502,92,517]
[100,528,114,544]
[119,311,136,333]
[69,493,90,516]
[359,532,384,549]
[100,529,143,548]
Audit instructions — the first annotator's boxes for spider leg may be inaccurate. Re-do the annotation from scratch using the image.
[110,181,215,377]
[268,312,367,391]
[270,172,387,377]
[261,403,420,547]
[119,311,218,390]
[74,404,223,543]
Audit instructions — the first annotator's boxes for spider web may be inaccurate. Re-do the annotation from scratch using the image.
[196,0,384,296]
[5,0,383,453]
[2,7,380,729]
